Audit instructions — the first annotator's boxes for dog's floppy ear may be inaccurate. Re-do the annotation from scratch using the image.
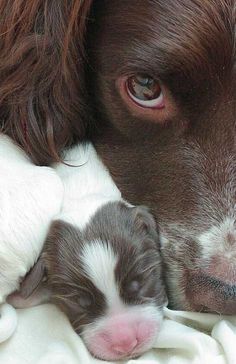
[7,257,50,309]
[0,0,93,165]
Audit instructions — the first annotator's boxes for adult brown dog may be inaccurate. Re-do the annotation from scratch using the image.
[1,0,236,314]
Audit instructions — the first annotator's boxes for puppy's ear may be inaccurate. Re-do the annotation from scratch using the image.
[8,220,82,308]
[7,257,50,308]
[132,206,158,235]
[19,257,46,298]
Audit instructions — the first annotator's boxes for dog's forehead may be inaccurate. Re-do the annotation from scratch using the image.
[92,0,235,84]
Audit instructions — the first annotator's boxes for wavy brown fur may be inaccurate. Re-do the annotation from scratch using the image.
[0,0,92,165]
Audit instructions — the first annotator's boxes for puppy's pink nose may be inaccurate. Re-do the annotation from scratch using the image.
[89,319,158,360]
[101,326,139,356]
[112,338,138,354]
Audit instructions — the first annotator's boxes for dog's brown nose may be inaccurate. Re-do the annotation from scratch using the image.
[186,273,236,314]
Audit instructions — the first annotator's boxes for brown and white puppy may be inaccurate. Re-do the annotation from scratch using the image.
[9,143,167,361]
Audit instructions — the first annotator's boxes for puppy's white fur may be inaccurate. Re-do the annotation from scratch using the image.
[0,135,63,302]
[81,239,120,307]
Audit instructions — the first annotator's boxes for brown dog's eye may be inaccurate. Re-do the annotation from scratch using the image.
[126,75,164,109]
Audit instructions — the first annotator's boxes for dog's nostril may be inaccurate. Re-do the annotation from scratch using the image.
[203,276,236,299]
[186,272,236,314]
[189,273,236,297]
[223,284,236,300]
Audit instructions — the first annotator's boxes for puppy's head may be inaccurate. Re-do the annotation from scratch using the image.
[11,203,166,361]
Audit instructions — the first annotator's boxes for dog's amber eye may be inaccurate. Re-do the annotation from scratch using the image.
[126,75,164,109]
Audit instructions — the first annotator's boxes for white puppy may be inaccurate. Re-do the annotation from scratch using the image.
[0,135,63,302]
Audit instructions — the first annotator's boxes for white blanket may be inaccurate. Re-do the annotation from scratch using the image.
[1,136,235,364]
[0,303,235,364]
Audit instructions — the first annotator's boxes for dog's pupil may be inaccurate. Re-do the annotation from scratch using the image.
[127,75,161,101]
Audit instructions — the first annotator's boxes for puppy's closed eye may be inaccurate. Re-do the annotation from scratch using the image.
[58,291,93,313]
[78,294,93,309]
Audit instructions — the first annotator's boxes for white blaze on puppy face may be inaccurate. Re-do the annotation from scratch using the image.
[79,239,164,361]
[81,240,122,309]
